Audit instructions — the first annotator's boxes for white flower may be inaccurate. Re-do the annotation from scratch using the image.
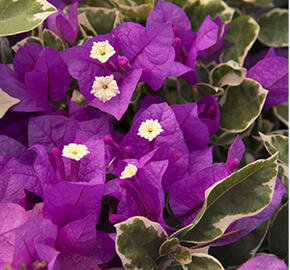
[120,164,138,179]
[90,75,120,102]
[137,119,164,141]
[89,40,116,63]
[62,143,90,161]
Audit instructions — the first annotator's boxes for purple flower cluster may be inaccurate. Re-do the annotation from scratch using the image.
[0,0,288,269]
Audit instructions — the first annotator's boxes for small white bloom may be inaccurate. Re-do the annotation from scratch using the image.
[137,119,164,141]
[89,40,116,63]
[120,164,138,179]
[62,143,90,161]
[90,75,120,102]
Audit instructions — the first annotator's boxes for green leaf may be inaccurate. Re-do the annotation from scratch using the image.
[225,0,273,8]
[164,263,184,270]
[257,8,288,47]
[110,0,154,23]
[79,7,119,35]
[268,202,288,259]
[211,131,239,146]
[278,163,288,189]
[259,133,288,165]
[210,61,247,87]
[0,0,57,37]
[160,0,187,7]
[81,0,113,8]
[159,254,224,270]
[184,0,234,32]
[0,37,13,63]
[194,83,224,97]
[0,88,20,119]
[221,15,259,66]
[273,104,288,127]
[254,0,273,6]
[196,64,210,84]
[175,154,278,243]
[209,220,270,267]
[42,29,65,51]
[159,237,180,256]
[11,36,43,53]
[175,247,192,265]
[115,216,168,270]
[219,79,267,133]
[185,253,224,270]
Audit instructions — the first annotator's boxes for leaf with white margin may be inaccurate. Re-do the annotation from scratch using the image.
[259,133,288,166]
[165,253,224,270]
[278,163,288,190]
[194,83,224,97]
[219,79,268,133]
[172,154,278,243]
[166,0,188,7]
[0,37,13,63]
[110,0,154,23]
[221,15,259,66]
[184,0,234,31]
[182,81,224,104]
[0,0,57,37]
[257,8,288,47]
[42,29,65,51]
[273,104,288,127]
[268,202,288,259]
[115,216,168,270]
[159,237,180,256]
[78,7,119,35]
[232,0,273,7]
[186,253,224,270]
[11,36,43,53]
[210,61,247,87]
[210,220,270,267]
[175,246,192,265]
[0,88,20,119]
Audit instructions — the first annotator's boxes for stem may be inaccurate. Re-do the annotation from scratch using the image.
[189,229,240,250]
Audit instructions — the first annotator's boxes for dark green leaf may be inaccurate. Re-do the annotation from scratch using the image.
[42,29,65,51]
[273,104,288,127]
[115,216,168,270]
[11,36,43,53]
[196,64,210,84]
[184,0,234,31]
[210,61,247,87]
[209,220,270,267]
[257,8,288,47]
[110,0,154,23]
[194,83,224,97]
[159,237,180,256]
[219,79,267,132]
[173,154,278,243]
[0,37,13,63]
[185,253,224,270]
[268,202,288,259]
[221,15,259,66]
[259,133,288,165]
[79,7,119,35]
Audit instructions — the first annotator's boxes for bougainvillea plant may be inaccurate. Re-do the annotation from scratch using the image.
[0,0,288,269]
